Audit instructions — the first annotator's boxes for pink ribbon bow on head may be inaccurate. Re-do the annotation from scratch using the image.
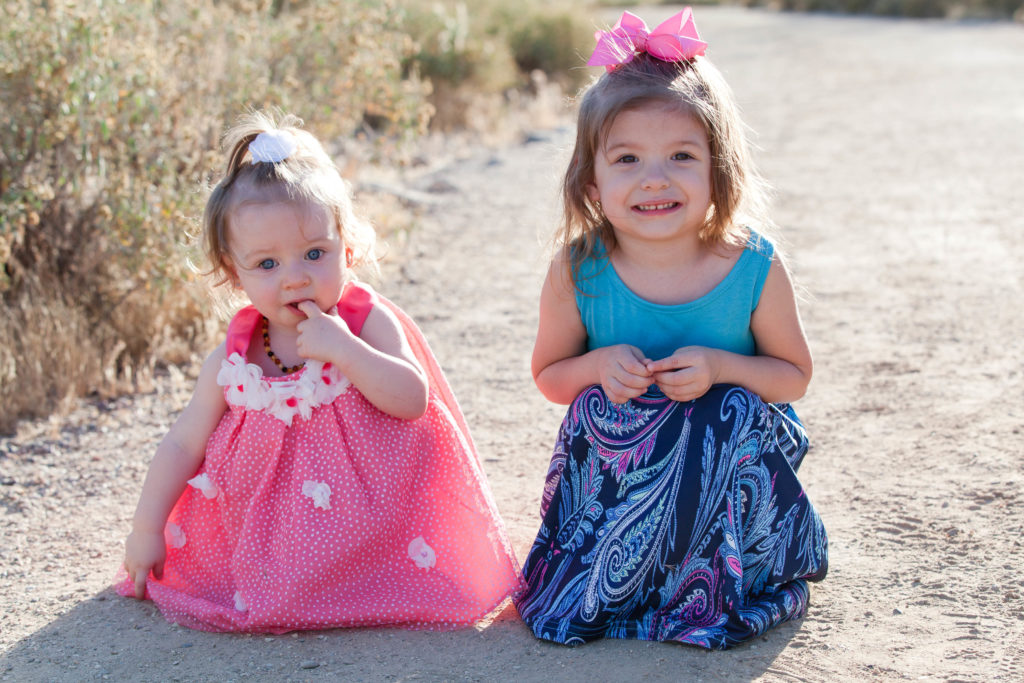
[587,8,707,72]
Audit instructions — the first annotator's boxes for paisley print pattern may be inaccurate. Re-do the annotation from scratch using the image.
[516,384,827,649]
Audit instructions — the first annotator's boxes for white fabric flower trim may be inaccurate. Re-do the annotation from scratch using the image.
[187,473,219,500]
[217,353,350,425]
[249,130,297,163]
[408,536,436,570]
[302,481,332,510]
[164,523,186,549]
[233,591,248,612]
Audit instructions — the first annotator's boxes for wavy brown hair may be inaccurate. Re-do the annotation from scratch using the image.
[560,53,772,287]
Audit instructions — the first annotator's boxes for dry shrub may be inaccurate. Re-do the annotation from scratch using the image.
[0,0,432,433]
[397,0,593,131]
[0,0,590,433]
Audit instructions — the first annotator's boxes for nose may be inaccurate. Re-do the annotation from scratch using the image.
[641,162,670,191]
[281,261,311,289]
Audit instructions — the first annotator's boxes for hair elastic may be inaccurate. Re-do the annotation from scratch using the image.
[250,130,298,163]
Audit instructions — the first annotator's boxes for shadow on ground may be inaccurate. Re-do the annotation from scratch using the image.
[1,587,799,682]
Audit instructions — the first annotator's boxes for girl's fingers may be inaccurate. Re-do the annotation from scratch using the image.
[654,370,689,385]
[296,300,322,318]
[620,357,653,378]
[607,379,632,404]
[651,370,675,385]
[647,357,687,373]
[617,372,646,390]
[133,569,147,600]
[611,346,648,372]
[627,352,652,368]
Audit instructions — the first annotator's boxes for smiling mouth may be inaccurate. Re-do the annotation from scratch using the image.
[634,202,679,212]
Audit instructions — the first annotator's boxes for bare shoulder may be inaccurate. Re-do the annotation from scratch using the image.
[192,342,229,400]
[203,341,228,367]
[360,299,425,371]
[362,299,405,340]
[162,343,229,451]
[545,246,577,299]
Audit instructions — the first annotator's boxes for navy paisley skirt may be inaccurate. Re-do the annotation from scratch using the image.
[515,385,828,649]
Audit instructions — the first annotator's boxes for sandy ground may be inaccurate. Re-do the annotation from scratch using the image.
[2,7,1024,682]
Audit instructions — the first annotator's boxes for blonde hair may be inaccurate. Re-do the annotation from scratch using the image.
[560,53,772,285]
[202,110,378,286]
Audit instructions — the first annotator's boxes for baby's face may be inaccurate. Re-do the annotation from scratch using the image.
[224,200,346,328]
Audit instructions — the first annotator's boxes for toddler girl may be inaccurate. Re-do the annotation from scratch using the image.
[118,111,520,632]
[514,9,828,648]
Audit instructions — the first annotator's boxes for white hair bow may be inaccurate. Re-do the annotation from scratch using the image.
[250,130,297,163]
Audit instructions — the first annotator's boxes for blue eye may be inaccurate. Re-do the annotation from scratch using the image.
[306,248,324,261]
[258,259,276,270]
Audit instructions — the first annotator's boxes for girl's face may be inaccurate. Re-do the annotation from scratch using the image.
[587,105,712,247]
[224,200,347,329]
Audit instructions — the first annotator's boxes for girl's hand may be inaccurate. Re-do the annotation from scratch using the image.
[295,301,355,362]
[123,529,166,600]
[646,346,720,402]
[597,344,653,404]
[294,299,428,419]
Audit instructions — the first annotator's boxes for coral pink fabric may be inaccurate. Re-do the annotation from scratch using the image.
[116,281,520,632]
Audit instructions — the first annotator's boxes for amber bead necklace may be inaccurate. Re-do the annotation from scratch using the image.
[261,316,304,374]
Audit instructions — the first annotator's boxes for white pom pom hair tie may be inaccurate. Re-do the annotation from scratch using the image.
[249,129,297,163]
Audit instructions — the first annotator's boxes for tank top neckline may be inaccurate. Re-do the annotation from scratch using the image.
[592,231,760,312]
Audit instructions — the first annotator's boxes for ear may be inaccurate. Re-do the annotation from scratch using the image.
[585,183,600,203]
[345,247,354,269]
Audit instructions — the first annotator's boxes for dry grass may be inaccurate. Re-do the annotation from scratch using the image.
[0,0,594,434]
[0,0,432,433]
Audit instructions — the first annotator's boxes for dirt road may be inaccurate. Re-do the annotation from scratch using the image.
[2,7,1023,681]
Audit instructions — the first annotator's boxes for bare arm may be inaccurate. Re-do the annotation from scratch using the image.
[123,345,229,598]
[648,258,813,403]
[296,301,428,420]
[532,255,652,405]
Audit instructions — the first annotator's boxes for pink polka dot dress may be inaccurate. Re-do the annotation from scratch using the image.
[116,282,521,632]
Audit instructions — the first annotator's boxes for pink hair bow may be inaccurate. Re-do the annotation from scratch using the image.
[587,8,707,72]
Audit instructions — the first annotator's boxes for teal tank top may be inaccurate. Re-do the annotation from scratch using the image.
[575,231,774,360]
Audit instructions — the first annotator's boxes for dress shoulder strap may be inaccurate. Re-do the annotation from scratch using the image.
[223,281,377,357]
[337,280,376,336]
[743,228,775,309]
[224,307,263,358]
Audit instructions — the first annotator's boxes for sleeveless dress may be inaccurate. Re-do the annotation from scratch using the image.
[514,232,828,649]
[116,281,521,633]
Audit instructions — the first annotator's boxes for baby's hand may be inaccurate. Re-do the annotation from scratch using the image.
[597,344,653,404]
[123,529,166,600]
[646,347,719,403]
[295,301,354,363]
